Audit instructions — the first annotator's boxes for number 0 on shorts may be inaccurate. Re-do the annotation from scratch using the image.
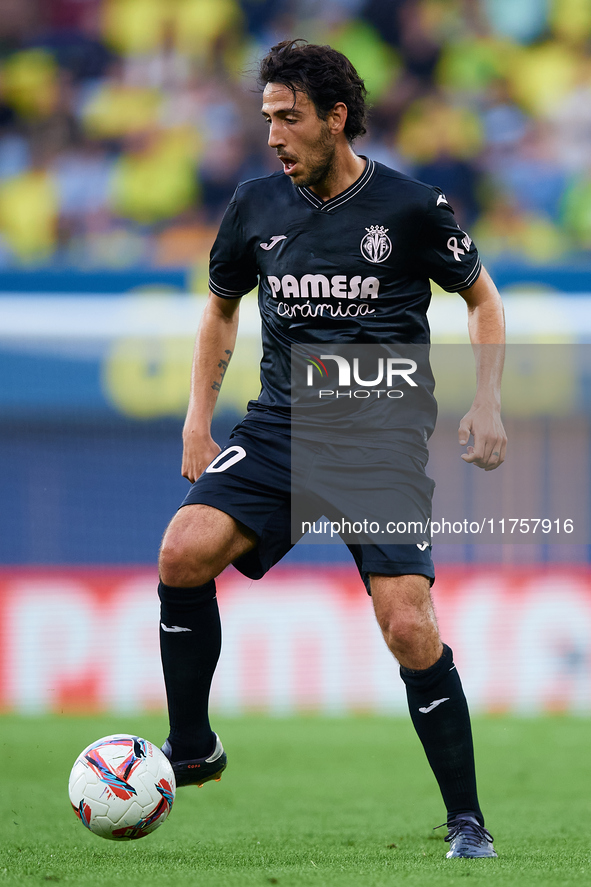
[206,446,247,473]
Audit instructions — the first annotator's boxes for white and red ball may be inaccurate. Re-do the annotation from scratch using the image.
[68,734,175,840]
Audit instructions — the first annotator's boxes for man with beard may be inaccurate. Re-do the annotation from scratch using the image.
[157,39,505,859]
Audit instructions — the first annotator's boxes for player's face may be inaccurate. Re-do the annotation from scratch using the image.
[262,82,337,190]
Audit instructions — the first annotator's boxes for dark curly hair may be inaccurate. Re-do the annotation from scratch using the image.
[258,39,368,143]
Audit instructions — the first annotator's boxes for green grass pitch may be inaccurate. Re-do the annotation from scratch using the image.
[1,714,590,887]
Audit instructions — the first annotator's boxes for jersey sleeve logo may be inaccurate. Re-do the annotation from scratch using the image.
[360,225,392,264]
[447,231,472,261]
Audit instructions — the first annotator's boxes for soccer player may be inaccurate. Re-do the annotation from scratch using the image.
[158,40,506,859]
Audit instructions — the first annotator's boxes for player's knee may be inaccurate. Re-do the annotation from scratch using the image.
[378,608,434,658]
[158,535,215,588]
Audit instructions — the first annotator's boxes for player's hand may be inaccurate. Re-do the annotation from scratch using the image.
[181,428,221,483]
[458,404,506,471]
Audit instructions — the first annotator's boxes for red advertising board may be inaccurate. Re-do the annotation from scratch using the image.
[1,565,590,715]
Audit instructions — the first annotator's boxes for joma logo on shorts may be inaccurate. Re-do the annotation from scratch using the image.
[268,274,380,300]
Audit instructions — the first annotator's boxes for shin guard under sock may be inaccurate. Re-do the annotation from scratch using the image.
[158,579,221,761]
[400,644,483,825]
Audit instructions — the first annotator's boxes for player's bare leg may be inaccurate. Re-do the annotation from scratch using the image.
[158,504,257,786]
[370,574,497,858]
[370,574,441,669]
[159,503,257,588]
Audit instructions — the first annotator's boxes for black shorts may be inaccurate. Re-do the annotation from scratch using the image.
[181,415,435,593]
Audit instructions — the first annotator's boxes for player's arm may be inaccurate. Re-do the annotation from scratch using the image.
[458,266,507,471]
[181,292,241,483]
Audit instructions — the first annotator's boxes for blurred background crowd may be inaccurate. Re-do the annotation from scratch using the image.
[0,0,590,276]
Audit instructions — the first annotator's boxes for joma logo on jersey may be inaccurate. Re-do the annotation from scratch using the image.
[360,225,392,264]
[268,274,380,300]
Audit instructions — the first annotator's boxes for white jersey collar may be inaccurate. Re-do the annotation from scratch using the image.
[297,157,375,212]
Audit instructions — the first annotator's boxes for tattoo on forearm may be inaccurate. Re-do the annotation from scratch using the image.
[211,349,233,392]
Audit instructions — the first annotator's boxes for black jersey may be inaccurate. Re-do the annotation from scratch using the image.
[209,158,480,437]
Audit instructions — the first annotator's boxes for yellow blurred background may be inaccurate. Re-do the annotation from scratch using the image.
[0,0,589,269]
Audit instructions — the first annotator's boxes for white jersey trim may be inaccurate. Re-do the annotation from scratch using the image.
[297,158,376,212]
[441,257,482,292]
[209,278,252,299]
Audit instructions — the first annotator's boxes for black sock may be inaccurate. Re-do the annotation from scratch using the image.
[158,579,221,761]
[400,644,483,825]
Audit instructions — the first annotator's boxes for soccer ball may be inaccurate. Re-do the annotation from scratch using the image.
[68,734,176,840]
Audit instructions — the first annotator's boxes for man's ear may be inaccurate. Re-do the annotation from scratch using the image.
[327,101,348,135]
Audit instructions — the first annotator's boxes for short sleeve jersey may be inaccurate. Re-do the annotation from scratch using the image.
[209,158,481,415]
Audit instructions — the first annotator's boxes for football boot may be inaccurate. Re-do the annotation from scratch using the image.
[161,733,227,788]
[441,815,498,858]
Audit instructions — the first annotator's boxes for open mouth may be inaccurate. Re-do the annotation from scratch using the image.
[280,156,297,174]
